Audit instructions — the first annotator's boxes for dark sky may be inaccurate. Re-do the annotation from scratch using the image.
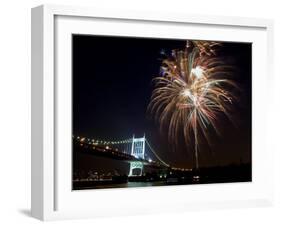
[72,34,252,168]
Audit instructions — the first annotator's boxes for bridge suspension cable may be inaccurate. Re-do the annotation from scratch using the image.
[75,136,132,145]
[145,139,170,167]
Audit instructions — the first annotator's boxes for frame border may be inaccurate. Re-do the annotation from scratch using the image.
[31,4,274,221]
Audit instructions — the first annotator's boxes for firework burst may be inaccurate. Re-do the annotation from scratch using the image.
[148,40,239,169]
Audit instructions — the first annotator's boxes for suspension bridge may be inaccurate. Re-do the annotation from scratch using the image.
[73,134,191,177]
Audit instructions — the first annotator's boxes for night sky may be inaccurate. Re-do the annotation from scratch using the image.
[72,35,252,169]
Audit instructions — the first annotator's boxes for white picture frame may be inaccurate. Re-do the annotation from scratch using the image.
[31,4,274,221]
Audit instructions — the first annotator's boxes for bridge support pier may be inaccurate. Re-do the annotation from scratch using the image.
[128,134,145,177]
[129,162,143,177]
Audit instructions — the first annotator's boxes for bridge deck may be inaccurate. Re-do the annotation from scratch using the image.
[73,141,168,168]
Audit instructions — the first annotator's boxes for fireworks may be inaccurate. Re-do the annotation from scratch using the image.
[148,40,238,169]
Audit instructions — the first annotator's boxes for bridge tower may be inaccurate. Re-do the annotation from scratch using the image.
[129,134,145,176]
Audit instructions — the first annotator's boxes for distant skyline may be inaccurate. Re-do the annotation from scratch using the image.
[72,35,252,168]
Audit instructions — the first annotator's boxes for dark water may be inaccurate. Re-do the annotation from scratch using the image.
[92,181,166,189]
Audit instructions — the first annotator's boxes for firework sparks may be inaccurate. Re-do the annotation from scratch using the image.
[148,40,238,169]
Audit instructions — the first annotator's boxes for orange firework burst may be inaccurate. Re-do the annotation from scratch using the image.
[148,40,239,169]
